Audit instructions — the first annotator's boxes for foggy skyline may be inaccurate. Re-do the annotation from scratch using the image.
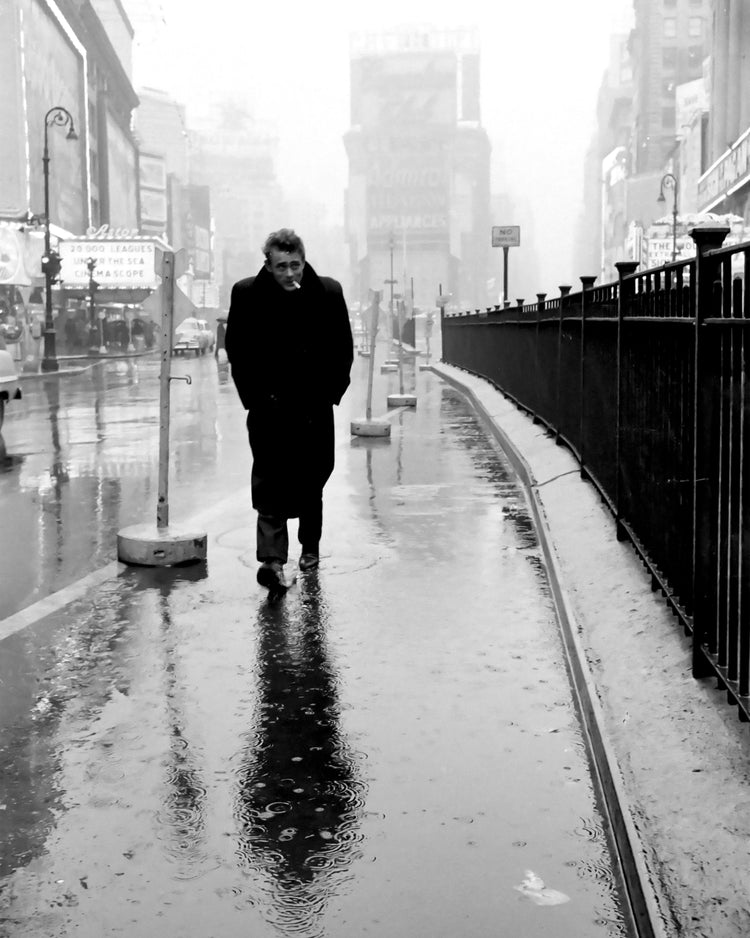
[126,0,633,297]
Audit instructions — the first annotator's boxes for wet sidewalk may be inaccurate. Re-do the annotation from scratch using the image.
[0,363,631,937]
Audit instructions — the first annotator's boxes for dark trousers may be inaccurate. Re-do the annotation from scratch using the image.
[256,494,323,563]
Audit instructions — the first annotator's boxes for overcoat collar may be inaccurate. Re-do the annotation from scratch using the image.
[250,262,325,298]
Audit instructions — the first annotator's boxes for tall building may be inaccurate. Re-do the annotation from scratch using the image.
[133,87,190,250]
[630,0,711,174]
[344,26,491,311]
[574,27,634,280]
[189,103,283,306]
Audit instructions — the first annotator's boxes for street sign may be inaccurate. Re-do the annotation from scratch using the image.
[436,294,451,308]
[492,225,521,248]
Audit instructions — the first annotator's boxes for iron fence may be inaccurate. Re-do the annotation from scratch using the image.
[442,226,750,721]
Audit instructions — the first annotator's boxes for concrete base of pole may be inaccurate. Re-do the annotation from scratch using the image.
[117,523,208,566]
[380,364,398,373]
[387,393,417,408]
[350,418,391,438]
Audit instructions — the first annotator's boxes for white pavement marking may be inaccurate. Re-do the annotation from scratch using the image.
[0,485,254,642]
[0,563,119,642]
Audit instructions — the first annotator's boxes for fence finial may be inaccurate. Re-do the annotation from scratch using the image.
[689,225,729,255]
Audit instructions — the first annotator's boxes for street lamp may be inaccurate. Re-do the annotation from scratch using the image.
[41,106,78,373]
[657,172,679,263]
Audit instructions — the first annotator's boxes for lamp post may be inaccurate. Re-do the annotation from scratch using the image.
[657,171,679,263]
[86,257,98,352]
[385,231,397,327]
[41,106,78,373]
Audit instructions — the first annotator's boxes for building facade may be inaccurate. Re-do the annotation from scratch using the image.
[344,27,491,312]
[697,0,750,220]
[189,105,282,307]
[586,0,716,281]
[630,0,711,174]
[0,0,140,345]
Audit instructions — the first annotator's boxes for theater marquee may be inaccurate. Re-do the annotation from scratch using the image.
[59,239,158,289]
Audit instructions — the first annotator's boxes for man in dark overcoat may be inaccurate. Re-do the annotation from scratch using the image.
[225,229,353,593]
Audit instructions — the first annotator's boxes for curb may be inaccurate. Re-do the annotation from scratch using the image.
[17,350,158,380]
[432,362,669,938]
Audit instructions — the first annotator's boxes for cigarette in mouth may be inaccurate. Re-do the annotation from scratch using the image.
[292,281,301,290]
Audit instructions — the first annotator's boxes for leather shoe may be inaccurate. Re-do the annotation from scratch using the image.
[257,560,289,592]
[299,552,320,571]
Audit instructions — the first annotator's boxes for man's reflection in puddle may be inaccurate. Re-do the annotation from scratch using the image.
[234,576,366,934]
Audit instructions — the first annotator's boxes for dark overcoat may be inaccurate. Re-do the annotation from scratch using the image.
[224,263,353,519]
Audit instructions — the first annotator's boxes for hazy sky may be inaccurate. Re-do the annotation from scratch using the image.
[130,0,632,294]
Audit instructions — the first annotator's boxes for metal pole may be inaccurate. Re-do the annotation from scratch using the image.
[87,258,96,347]
[365,294,379,422]
[157,251,176,528]
[503,245,509,305]
[98,307,107,354]
[41,121,58,373]
[671,181,679,262]
[397,298,405,395]
[389,234,395,337]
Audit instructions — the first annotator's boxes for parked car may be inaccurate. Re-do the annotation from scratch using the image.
[0,335,21,432]
[172,317,215,356]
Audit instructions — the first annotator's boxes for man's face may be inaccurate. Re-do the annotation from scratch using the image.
[265,248,305,291]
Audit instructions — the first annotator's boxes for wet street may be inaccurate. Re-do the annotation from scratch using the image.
[0,351,629,937]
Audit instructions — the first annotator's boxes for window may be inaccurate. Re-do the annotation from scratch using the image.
[663,17,677,38]
[663,47,677,69]
[689,16,703,37]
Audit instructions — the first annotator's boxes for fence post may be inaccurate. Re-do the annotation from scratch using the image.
[536,293,546,424]
[690,224,730,679]
[556,285,572,443]
[579,276,597,478]
[614,261,639,541]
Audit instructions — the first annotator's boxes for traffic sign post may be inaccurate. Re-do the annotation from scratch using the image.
[387,297,417,409]
[117,248,208,565]
[492,226,521,305]
[351,290,391,438]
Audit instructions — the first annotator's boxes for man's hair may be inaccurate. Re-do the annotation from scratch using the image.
[263,228,305,261]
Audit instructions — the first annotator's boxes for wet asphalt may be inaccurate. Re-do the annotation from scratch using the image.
[0,349,629,936]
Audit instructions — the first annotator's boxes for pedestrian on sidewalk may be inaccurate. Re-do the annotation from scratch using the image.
[225,228,354,593]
